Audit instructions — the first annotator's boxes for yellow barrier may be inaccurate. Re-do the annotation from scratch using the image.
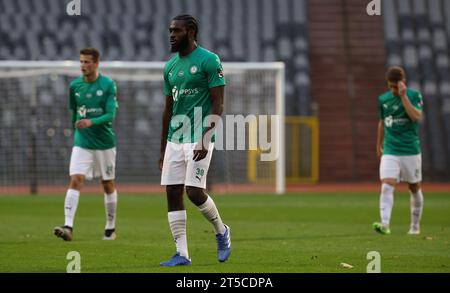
[247,116,319,184]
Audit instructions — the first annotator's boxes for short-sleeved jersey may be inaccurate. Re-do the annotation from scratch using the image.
[378,88,423,156]
[69,74,118,150]
[163,46,226,143]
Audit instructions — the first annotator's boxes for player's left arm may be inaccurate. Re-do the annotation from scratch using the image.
[203,85,225,137]
[204,85,225,138]
[193,85,224,161]
[76,82,118,129]
[398,81,422,122]
[193,55,226,161]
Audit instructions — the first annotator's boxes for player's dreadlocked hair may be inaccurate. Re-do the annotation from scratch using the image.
[173,14,199,41]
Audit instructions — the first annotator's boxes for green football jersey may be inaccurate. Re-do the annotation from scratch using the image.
[378,88,423,156]
[163,46,226,143]
[69,74,118,150]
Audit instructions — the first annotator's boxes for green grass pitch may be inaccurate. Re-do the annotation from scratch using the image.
[0,192,449,272]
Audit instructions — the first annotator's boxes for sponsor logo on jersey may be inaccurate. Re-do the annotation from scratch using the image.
[384,115,409,128]
[180,88,199,96]
[78,105,103,118]
[86,93,92,98]
[172,86,199,101]
[172,86,179,101]
[178,71,185,77]
[190,65,198,74]
[78,105,87,118]
[86,108,103,114]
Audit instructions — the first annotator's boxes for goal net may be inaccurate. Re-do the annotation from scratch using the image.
[0,61,285,194]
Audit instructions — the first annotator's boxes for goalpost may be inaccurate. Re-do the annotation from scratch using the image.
[0,61,285,194]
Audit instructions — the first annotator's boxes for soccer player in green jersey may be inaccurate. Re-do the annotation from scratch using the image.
[373,66,424,235]
[158,15,231,266]
[54,48,119,241]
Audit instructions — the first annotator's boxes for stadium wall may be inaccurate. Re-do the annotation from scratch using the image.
[309,0,386,181]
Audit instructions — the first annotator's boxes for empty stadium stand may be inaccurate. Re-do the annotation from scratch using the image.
[1,0,449,184]
[0,0,311,188]
[383,0,450,179]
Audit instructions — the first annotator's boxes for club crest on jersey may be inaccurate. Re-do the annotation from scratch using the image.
[190,65,198,74]
[96,90,103,96]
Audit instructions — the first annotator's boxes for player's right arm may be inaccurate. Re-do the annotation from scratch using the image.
[69,83,77,128]
[377,120,384,159]
[377,95,384,159]
[159,64,174,171]
[159,96,173,170]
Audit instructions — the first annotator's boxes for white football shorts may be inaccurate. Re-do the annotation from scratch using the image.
[69,146,116,180]
[379,154,422,183]
[161,141,214,189]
